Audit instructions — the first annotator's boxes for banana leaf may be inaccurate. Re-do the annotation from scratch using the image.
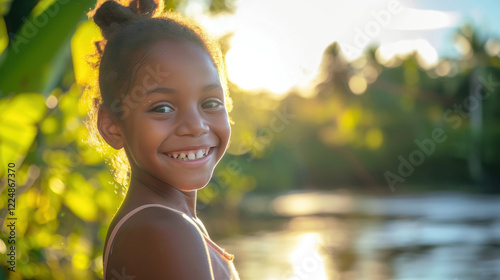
[0,0,96,97]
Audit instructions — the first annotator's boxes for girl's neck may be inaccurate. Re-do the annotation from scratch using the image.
[126,175,198,219]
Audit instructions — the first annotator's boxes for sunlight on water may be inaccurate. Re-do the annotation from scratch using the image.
[271,192,354,216]
[287,233,330,280]
[219,193,500,279]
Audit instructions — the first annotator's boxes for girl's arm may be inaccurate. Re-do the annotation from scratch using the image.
[105,207,214,279]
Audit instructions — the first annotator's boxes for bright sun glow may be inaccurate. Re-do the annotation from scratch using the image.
[376,39,439,69]
[188,0,460,95]
[225,32,300,95]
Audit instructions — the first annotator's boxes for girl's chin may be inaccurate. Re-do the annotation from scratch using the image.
[177,186,206,193]
[132,164,216,192]
[166,176,213,192]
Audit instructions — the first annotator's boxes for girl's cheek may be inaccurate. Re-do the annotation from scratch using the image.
[220,114,231,136]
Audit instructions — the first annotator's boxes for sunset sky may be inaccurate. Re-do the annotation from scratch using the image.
[184,0,500,95]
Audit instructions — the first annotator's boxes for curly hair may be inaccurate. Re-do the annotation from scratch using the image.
[82,0,231,187]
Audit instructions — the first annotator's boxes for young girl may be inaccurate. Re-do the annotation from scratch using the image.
[85,0,239,279]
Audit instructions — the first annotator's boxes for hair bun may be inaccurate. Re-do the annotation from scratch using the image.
[91,0,163,39]
[127,0,162,17]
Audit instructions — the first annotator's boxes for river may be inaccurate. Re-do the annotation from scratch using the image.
[212,191,500,280]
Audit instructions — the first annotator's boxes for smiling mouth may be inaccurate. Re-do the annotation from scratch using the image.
[165,147,213,161]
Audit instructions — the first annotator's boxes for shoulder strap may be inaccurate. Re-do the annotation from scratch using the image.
[103,204,186,278]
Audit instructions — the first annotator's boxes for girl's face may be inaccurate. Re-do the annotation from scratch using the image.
[116,41,230,192]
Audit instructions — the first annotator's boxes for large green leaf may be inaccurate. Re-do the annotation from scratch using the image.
[0,0,96,97]
[0,17,7,55]
[0,92,46,177]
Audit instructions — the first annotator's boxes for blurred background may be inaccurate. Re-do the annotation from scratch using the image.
[0,0,500,279]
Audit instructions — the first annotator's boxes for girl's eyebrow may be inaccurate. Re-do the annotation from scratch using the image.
[145,84,222,95]
[145,87,177,95]
[203,84,223,92]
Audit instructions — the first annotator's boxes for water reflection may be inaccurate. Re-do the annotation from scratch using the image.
[287,233,329,280]
[214,191,500,280]
[271,192,354,216]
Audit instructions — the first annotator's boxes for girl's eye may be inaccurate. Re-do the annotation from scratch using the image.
[151,105,174,113]
[202,100,223,110]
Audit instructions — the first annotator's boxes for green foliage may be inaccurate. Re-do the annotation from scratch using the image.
[0,0,96,97]
[0,0,499,279]
[208,0,234,14]
[0,93,46,177]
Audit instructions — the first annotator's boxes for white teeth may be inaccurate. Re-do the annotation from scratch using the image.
[196,150,204,159]
[167,148,211,161]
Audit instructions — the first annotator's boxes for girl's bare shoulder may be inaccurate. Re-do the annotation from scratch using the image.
[106,206,213,279]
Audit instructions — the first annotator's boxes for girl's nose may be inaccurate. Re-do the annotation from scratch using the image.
[175,107,209,137]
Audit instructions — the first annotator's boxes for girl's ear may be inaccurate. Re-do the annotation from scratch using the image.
[97,107,125,150]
